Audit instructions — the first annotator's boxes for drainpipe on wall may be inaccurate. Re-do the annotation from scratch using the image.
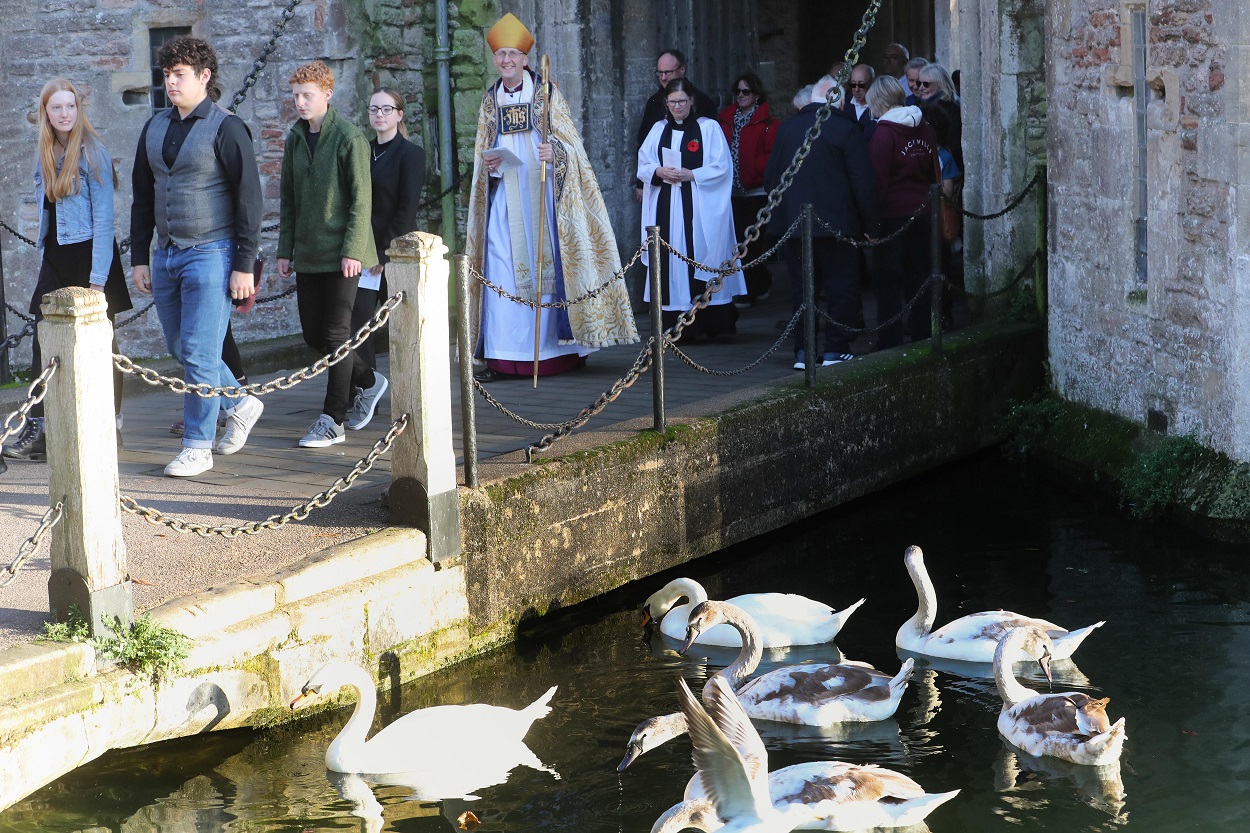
[435,0,457,256]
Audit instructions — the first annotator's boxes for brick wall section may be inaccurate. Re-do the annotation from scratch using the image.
[1046,1,1248,457]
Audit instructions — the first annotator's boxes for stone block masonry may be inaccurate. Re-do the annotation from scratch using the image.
[1045,1,1250,461]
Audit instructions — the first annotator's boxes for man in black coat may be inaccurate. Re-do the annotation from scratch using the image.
[634,48,717,201]
[765,76,879,369]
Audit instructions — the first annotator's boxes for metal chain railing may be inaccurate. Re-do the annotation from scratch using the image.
[228,0,305,113]
[946,250,1039,300]
[521,0,885,459]
[114,291,402,399]
[665,305,805,377]
[811,192,934,249]
[2,320,35,352]
[471,381,595,431]
[815,275,938,334]
[0,501,64,589]
[953,171,1041,221]
[0,359,57,445]
[473,244,645,310]
[0,220,39,249]
[119,414,407,538]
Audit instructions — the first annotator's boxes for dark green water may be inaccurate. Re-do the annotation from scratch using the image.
[4,453,1249,832]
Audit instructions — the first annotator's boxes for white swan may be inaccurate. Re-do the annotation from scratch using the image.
[994,627,1127,766]
[668,761,959,832]
[619,601,910,770]
[290,661,557,778]
[678,673,825,832]
[896,545,1104,662]
[645,577,865,648]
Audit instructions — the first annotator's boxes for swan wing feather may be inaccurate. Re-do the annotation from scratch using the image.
[679,675,772,822]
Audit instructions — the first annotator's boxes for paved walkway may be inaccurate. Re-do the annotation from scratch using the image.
[0,282,888,650]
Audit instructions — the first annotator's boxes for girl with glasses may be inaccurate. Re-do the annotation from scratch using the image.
[638,78,746,342]
[716,72,779,308]
[4,79,132,462]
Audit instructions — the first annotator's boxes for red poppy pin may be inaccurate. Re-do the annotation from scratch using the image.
[687,139,700,152]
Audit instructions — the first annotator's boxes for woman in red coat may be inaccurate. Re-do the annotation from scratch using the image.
[718,72,778,306]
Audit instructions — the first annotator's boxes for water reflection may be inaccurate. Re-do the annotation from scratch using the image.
[7,455,1250,831]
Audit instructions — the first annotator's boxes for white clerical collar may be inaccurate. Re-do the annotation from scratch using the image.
[497,72,533,104]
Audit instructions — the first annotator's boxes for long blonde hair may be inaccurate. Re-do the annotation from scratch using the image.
[37,79,117,201]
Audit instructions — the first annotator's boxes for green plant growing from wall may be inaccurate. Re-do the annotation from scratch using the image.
[1119,434,1211,519]
[95,615,190,685]
[40,604,91,643]
[1001,396,1069,457]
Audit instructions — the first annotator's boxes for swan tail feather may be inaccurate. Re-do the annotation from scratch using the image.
[826,597,867,637]
[523,685,559,723]
[894,789,961,825]
[889,657,916,693]
[1050,621,1105,660]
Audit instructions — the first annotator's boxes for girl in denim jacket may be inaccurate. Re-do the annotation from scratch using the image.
[2,79,132,462]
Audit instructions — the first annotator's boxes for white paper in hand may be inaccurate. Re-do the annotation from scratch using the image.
[661,148,682,171]
[483,147,524,170]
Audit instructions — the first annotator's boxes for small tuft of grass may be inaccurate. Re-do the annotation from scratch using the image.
[40,605,91,643]
[1119,434,1211,519]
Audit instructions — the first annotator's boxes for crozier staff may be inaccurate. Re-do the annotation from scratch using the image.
[465,13,638,383]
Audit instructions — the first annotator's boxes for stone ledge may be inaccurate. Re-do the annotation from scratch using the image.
[0,641,96,708]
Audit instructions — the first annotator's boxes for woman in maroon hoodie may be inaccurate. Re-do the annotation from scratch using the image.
[866,75,940,350]
[718,72,778,306]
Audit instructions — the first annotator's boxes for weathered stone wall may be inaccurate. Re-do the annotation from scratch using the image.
[0,0,375,365]
[956,0,1048,300]
[1045,1,1248,459]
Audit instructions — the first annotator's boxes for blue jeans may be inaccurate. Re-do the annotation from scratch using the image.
[152,239,241,449]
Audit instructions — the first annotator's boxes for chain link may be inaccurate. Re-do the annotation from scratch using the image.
[228,0,305,113]
[113,292,402,399]
[5,302,36,323]
[0,501,64,589]
[945,250,1038,300]
[812,191,934,249]
[955,171,1041,221]
[0,220,40,249]
[472,244,644,309]
[472,382,593,431]
[665,305,805,377]
[739,216,801,268]
[2,320,35,352]
[815,275,937,335]
[525,0,884,458]
[119,415,407,538]
[0,359,58,446]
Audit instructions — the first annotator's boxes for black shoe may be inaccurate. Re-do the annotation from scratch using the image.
[473,367,509,383]
[0,454,7,475]
[2,419,46,461]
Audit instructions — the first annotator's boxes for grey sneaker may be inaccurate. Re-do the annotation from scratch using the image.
[217,395,264,455]
[346,373,388,431]
[164,447,213,477]
[299,414,345,448]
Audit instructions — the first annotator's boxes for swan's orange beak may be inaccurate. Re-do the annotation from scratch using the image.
[290,690,315,710]
[641,608,653,628]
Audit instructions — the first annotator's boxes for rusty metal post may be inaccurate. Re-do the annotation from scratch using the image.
[453,254,478,488]
[802,204,816,386]
[647,226,666,432]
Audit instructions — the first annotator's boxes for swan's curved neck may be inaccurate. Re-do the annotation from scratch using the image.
[900,552,938,641]
[712,604,764,689]
[669,578,709,611]
[327,667,379,770]
[994,633,1036,708]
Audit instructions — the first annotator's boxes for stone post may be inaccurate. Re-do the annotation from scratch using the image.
[385,231,462,564]
[39,287,131,636]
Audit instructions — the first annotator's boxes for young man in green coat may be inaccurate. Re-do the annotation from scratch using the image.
[276,61,384,447]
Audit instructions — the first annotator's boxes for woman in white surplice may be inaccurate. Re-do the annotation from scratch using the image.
[638,78,746,340]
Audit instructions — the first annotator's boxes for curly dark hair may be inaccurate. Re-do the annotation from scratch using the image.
[155,35,219,89]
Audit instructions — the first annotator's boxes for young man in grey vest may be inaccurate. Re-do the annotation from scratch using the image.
[131,35,265,477]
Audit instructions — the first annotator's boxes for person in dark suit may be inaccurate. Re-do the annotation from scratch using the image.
[840,64,877,139]
[634,49,717,201]
[764,76,879,369]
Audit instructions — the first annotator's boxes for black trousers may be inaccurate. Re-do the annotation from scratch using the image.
[296,272,374,424]
[873,215,934,350]
[786,236,861,355]
[350,285,381,371]
[732,194,772,299]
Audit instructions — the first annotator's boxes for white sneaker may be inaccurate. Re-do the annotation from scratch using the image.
[299,414,345,448]
[217,395,264,455]
[164,447,213,477]
[345,373,388,431]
